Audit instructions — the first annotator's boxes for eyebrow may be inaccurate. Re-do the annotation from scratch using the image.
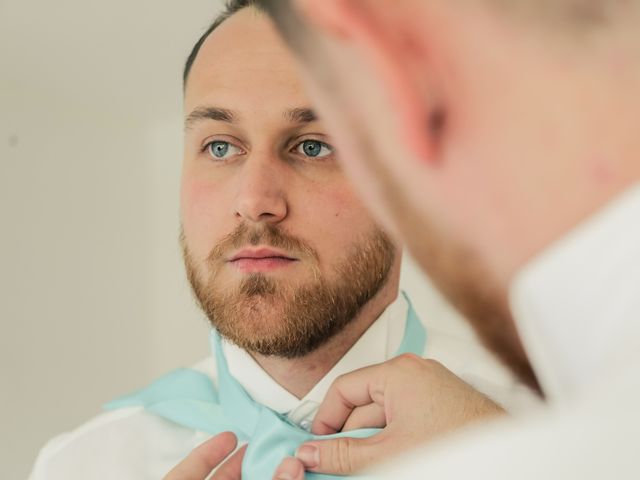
[284,107,318,124]
[184,106,318,130]
[185,107,235,129]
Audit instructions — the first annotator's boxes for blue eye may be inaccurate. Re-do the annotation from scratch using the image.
[206,141,242,160]
[296,140,333,159]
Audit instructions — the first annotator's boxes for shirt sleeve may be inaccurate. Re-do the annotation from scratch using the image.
[27,407,202,480]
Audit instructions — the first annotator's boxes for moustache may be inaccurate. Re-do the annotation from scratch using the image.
[206,223,319,265]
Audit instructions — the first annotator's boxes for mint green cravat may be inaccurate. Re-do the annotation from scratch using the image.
[105,293,426,479]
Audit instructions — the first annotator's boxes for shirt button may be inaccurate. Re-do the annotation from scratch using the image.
[300,420,311,431]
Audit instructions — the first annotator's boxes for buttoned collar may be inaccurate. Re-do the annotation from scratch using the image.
[222,293,409,429]
[510,184,640,404]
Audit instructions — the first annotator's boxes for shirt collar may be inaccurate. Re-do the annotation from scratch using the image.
[222,293,408,427]
[510,184,640,404]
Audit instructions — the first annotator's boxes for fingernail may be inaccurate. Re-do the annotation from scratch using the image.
[295,444,319,469]
[274,457,305,480]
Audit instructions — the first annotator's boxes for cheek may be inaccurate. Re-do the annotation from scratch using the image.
[300,184,378,262]
[304,81,401,236]
[319,184,364,222]
[180,177,228,258]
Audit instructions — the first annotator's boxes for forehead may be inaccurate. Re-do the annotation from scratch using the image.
[184,8,309,115]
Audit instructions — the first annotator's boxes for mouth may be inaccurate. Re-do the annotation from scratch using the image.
[228,247,298,273]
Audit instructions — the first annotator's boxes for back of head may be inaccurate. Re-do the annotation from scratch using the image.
[255,0,640,388]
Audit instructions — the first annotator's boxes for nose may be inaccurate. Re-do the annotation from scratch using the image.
[233,153,288,225]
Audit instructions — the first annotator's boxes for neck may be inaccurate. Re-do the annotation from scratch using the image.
[251,268,401,399]
[499,151,640,290]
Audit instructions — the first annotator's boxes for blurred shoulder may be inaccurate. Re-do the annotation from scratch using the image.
[30,358,215,480]
[371,370,640,479]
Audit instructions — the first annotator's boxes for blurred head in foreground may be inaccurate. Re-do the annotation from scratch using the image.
[257,0,640,390]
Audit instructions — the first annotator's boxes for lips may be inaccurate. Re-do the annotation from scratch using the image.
[229,248,296,262]
[228,247,298,273]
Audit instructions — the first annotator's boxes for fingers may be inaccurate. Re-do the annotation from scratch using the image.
[163,431,238,480]
[272,457,305,480]
[294,432,388,476]
[211,445,247,480]
[311,364,388,435]
[342,403,386,432]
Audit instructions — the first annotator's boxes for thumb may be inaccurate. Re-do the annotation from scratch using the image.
[295,434,385,476]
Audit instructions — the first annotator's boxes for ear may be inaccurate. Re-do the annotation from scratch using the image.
[293,0,443,165]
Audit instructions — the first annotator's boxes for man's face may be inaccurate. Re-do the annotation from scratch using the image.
[181,9,397,358]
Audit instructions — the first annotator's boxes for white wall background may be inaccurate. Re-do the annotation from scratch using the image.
[0,1,473,478]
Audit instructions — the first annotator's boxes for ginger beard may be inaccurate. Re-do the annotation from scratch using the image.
[182,223,395,358]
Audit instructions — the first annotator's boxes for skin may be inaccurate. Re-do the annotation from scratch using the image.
[163,433,245,480]
[256,0,640,477]
[167,6,509,479]
[287,354,504,476]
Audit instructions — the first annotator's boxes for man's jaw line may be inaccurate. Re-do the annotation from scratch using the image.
[186,226,401,399]
[250,276,401,400]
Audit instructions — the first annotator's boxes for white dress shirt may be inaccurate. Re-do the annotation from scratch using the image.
[372,185,640,479]
[30,293,533,479]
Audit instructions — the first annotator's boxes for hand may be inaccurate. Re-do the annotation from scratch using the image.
[272,354,505,479]
[163,431,247,480]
